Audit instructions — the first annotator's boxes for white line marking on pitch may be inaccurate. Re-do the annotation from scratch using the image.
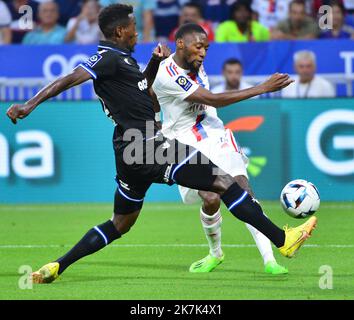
[0,244,353,249]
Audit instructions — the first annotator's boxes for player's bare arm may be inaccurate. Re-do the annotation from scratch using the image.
[149,88,162,129]
[149,88,161,113]
[185,73,294,108]
[6,67,91,124]
[143,44,171,88]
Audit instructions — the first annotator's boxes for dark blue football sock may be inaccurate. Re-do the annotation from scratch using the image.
[56,220,121,274]
[221,183,285,248]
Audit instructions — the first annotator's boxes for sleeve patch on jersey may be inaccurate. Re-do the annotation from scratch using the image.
[175,76,192,91]
[77,63,97,79]
[84,53,103,68]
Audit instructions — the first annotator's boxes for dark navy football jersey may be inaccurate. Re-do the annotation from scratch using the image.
[79,40,157,141]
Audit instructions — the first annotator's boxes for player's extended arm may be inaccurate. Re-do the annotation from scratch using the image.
[143,44,171,88]
[186,73,294,108]
[6,67,92,124]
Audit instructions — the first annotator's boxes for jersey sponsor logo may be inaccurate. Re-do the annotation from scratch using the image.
[188,103,208,112]
[138,78,148,91]
[84,53,103,68]
[175,76,192,91]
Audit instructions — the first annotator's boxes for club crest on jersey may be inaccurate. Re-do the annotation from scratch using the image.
[85,53,102,68]
[176,76,192,91]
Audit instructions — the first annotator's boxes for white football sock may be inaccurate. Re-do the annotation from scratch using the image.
[200,208,223,258]
[246,223,276,265]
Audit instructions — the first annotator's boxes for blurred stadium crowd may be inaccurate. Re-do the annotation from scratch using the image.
[1,0,353,99]
[1,0,354,45]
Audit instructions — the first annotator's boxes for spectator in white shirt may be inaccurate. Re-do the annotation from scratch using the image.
[212,58,255,96]
[281,50,335,98]
[65,0,101,44]
[0,0,12,44]
[252,0,292,29]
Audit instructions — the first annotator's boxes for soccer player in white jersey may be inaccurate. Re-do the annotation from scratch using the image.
[152,23,288,275]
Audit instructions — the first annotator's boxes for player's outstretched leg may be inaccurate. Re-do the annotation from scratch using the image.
[32,208,140,284]
[214,175,317,258]
[189,191,224,273]
[172,160,317,259]
[234,175,288,274]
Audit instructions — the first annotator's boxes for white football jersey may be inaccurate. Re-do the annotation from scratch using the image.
[152,54,225,145]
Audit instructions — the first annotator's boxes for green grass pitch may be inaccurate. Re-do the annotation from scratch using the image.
[0,202,353,300]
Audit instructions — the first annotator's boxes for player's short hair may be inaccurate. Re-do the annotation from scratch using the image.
[223,58,243,69]
[98,4,133,39]
[182,2,203,17]
[294,50,316,65]
[175,23,207,41]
